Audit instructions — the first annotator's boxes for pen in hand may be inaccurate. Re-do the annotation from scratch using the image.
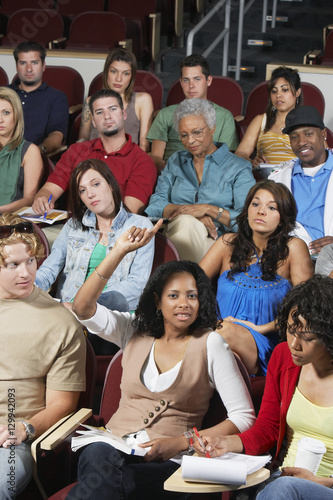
[43,195,52,220]
[193,427,211,458]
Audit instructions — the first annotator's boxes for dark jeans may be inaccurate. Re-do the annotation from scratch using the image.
[66,443,187,500]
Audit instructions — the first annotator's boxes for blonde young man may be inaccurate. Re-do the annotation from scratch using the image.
[0,214,86,498]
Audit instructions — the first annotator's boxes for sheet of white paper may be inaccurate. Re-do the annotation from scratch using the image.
[181,455,247,485]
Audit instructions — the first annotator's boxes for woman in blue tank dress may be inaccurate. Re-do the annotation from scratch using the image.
[200,180,314,376]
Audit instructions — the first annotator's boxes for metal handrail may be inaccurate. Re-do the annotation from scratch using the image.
[186,0,231,76]
[186,0,277,81]
[235,0,269,80]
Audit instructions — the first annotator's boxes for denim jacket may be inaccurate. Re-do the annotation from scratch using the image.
[35,205,154,309]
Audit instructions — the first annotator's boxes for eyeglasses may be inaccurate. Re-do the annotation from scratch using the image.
[178,126,208,143]
[0,222,34,240]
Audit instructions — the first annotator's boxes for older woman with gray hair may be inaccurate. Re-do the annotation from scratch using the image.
[146,98,255,262]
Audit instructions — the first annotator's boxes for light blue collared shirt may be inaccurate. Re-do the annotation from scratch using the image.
[145,143,255,236]
[291,151,333,241]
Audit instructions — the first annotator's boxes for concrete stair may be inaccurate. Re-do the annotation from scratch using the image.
[157,0,333,108]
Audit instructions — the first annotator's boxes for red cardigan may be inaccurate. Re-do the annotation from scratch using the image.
[239,342,301,459]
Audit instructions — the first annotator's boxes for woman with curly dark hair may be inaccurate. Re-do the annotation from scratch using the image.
[195,275,333,499]
[69,223,255,500]
[200,180,314,376]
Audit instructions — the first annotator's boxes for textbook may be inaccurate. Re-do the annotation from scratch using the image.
[18,208,67,225]
[71,424,147,456]
[181,453,271,485]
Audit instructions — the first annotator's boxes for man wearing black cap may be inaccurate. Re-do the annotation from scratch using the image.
[269,105,333,256]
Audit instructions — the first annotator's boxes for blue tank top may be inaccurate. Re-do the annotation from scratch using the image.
[217,260,291,324]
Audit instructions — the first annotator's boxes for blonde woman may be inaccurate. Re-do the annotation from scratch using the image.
[0,87,42,212]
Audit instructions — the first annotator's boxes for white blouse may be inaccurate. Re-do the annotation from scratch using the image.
[81,304,256,433]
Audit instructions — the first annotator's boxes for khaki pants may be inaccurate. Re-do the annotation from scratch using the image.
[164,214,215,263]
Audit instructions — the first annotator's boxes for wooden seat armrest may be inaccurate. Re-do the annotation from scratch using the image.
[324,24,333,46]
[234,115,244,122]
[174,0,184,37]
[49,37,67,49]
[47,145,67,159]
[303,49,321,64]
[69,103,83,114]
[29,408,92,500]
[196,0,204,13]
[119,39,133,51]
[149,13,161,63]
[37,408,93,452]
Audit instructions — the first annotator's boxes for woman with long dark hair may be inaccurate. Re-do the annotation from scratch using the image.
[79,48,154,151]
[235,67,302,168]
[35,158,154,314]
[200,180,314,375]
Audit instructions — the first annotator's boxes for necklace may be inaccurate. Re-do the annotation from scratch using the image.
[99,233,109,247]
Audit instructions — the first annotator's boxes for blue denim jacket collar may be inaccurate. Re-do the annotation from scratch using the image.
[82,202,127,231]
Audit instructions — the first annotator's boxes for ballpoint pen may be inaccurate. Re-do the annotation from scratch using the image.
[193,427,211,458]
[43,195,52,221]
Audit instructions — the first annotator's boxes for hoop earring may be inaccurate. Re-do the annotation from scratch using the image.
[271,106,276,112]
[156,309,162,317]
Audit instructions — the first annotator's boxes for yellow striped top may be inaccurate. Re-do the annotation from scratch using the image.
[257,114,297,164]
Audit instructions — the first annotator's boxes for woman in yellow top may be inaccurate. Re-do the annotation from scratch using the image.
[235,66,302,168]
[196,275,333,498]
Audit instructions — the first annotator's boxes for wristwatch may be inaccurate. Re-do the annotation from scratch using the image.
[19,420,36,442]
[329,475,333,488]
[183,431,195,454]
[214,207,224,222]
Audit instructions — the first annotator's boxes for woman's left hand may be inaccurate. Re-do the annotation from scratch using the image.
[168,204,209,221]
[139,436,186,462]
[114,219,163,254]
[281,467,317,482]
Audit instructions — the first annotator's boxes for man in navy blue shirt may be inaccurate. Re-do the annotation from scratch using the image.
[8,41,68,155]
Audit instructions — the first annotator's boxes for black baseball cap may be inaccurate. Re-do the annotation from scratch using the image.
[282,106,325,135]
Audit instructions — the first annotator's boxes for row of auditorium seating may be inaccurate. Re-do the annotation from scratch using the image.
[0,9,145,61]
[0,1,193,65]
[0,0,175,17]
[304,24,333,66]
[1,63,332,149]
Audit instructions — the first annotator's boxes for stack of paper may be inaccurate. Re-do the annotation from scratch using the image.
[71,424,146,456]
[182,453,271,485]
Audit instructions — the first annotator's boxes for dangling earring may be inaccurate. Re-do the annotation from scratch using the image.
[296,96,300,106]
[271,106,276,112]
[156,309,162,317]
